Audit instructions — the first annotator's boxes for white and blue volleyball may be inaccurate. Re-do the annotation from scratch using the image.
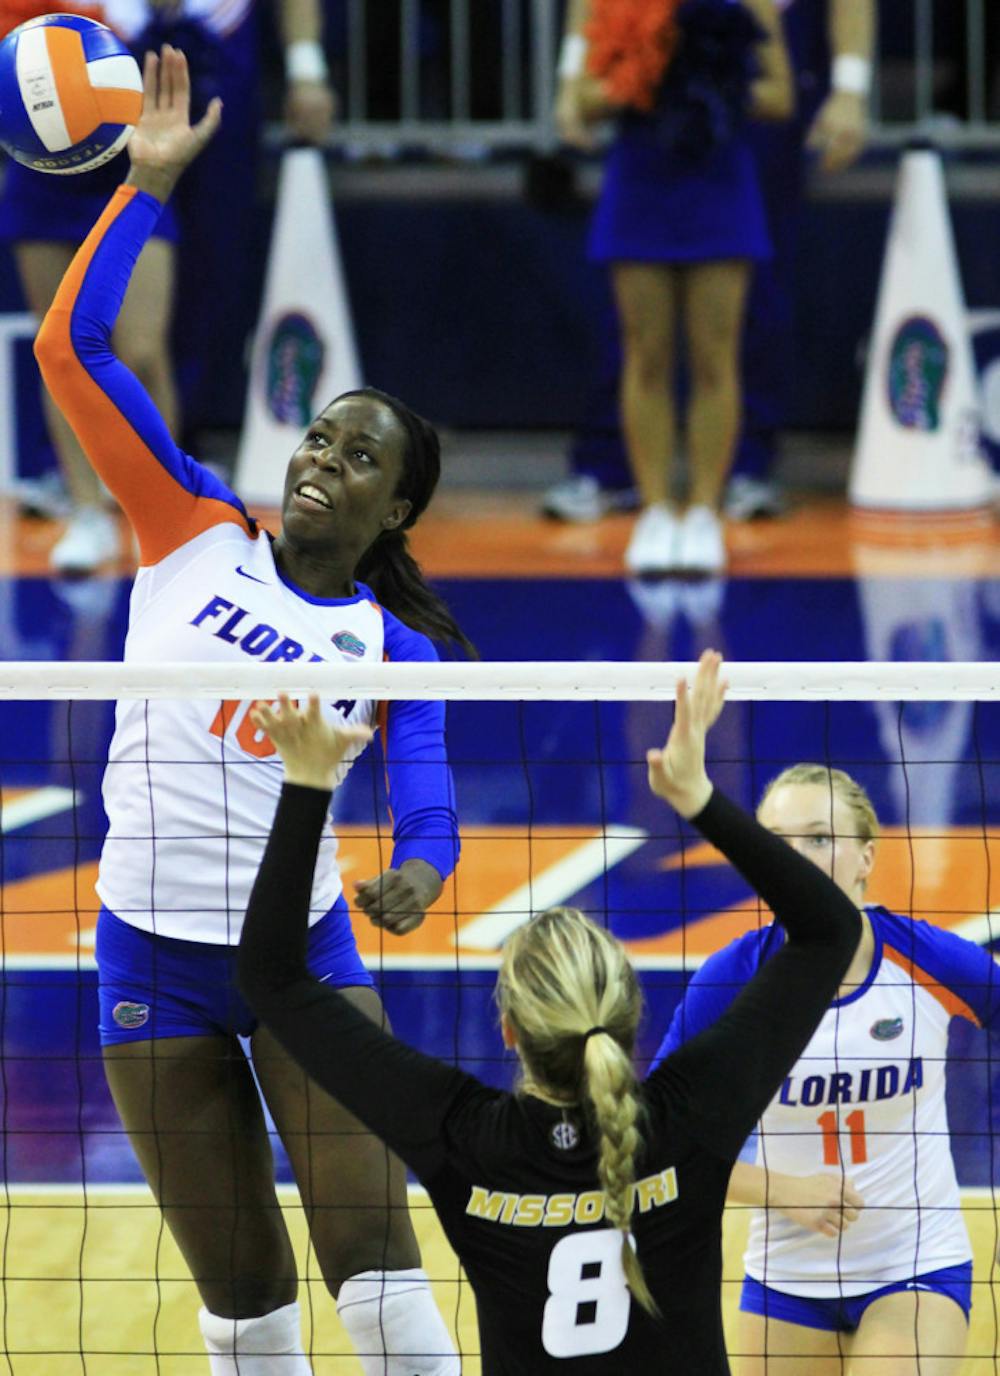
[0,14,142,174]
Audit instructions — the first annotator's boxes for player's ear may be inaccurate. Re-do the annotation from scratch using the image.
[500,1012,517,1049]
[858,840,875,887]
[382,498,412,531]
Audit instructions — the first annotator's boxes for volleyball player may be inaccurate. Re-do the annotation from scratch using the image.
[35,49,464,1376]
[235,651,861,1373]
[654,765,1000,1374]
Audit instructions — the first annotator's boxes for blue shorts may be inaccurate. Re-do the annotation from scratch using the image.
[96,900,373,1045]
[0,157,179,245]
[740,1262,973,1333]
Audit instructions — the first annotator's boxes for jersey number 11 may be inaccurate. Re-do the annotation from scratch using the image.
[817,1109,868,1166]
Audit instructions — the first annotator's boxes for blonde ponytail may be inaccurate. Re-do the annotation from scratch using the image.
[584,1032,659,1316]
[497,907,659,1317]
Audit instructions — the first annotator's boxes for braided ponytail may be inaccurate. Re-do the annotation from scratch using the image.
[497,907,658,1317]
[584,1034,658,1316]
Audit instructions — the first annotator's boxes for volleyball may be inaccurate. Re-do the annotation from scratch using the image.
[0,13,142,174]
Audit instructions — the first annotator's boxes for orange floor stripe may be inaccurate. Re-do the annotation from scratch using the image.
[2,495,997,580]
[4,825,996,964]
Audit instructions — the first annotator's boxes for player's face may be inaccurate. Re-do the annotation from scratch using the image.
[282,397,412,551]
[757,782,874,903]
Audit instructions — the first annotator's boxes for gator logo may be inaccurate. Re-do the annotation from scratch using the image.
[871,1017,904,1041]
[886,315,948,431]
[112,1001,150,1030]
[332,630,366,657]
[265,313,325,426]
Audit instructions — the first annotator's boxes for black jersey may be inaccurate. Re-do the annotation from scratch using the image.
[238,785,860,1375]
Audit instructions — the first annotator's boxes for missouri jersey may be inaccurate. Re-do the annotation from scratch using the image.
[36,186,458,943]
[656,909,1000,1296]
[239,786,862,1374]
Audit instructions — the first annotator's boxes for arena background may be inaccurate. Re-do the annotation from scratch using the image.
[0,1,999,1371]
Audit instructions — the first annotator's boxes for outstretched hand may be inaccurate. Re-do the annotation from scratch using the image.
[646,650,727,819]
[126,45,222,202]
[250,694,373,790]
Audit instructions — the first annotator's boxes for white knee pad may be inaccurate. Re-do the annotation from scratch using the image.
[198,1300,312,1374]
[336,1268,460,1376]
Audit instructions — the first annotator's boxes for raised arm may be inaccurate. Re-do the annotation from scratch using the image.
[33,47,253,565]
[236,697,476,1178]
[642,653,861,1158]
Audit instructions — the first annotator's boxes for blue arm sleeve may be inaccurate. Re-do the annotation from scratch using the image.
[650,931,776,1069]
[35,186,254,562]
[381,611,460,881]
[875,908,1000,1031]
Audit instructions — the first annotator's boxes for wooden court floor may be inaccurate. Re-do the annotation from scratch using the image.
[3,1187,999,1374]
[1,492,998,580]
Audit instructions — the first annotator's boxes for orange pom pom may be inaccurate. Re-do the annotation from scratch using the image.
[585,0,684,112]
[0,0,107,41]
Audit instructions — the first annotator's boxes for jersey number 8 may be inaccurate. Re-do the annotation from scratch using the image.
[541,1228,632,1358]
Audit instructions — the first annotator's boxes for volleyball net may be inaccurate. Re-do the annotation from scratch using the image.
[0,660,997,1372]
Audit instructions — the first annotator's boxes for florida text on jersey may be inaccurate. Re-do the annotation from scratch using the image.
[35,185,458,944]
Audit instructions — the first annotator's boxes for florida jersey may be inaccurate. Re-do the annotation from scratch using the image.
[36,186,458,943]
[655,908,1000,1295]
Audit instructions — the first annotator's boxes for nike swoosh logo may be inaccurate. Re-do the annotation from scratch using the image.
[236,565,269,584]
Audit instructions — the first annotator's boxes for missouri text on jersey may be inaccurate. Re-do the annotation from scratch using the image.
[465,1167,679,1228]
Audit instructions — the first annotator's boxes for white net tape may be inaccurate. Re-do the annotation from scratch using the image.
[0,659,996,700]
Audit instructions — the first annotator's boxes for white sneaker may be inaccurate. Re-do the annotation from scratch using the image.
[15,471,72,520]
[541,475,639,523]
[624,503,678,574]
[50,507,120,575]
[676,505,726,574]
[724,475,787,521]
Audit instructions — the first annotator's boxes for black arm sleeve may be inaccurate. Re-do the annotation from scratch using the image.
[237,784,477,1179]
[648,788,862,1161]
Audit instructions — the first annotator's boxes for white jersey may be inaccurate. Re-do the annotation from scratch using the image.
[657,906,1000,1296]
[40,185,458,949]
[99,523,383,941]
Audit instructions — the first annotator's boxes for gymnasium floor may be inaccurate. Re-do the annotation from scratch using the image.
[1,486,999,1372]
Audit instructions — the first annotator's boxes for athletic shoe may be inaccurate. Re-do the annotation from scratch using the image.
[541,475,639,523]
[15,472,73,520]
[723,475,788,521]
[50,507,120,575]
[676,505,726,574]
[624,503,678,574]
